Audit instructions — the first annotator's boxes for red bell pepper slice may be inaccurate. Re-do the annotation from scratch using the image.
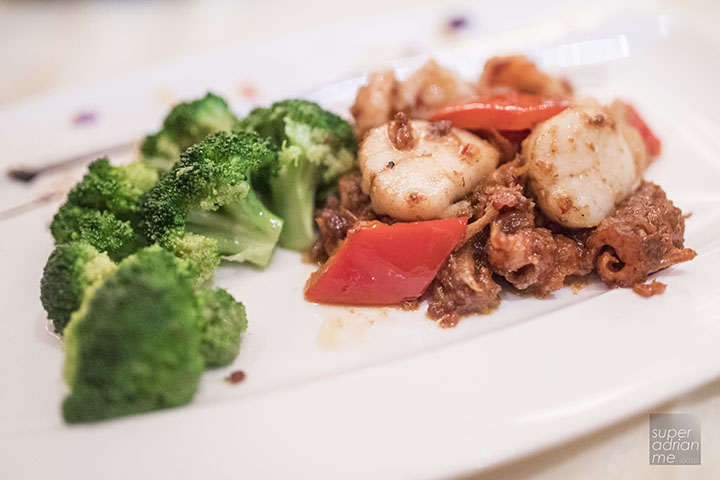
[624,104,662,157]
[304,217,468,305]
[430,93,568,131]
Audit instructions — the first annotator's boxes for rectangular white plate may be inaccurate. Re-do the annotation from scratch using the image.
[2,5,720,479]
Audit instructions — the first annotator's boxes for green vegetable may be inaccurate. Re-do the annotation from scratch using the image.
[50,158,158,260]
[62,246,205,423]
[140,93,239,173]
[196,288,247,368]
[66,159,158,225]
[39,243,116,334]
[142,131,283,281]
[238,99,356,250]
[50,206,138,261]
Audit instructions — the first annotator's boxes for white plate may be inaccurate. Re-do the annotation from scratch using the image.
[2,6,720,479]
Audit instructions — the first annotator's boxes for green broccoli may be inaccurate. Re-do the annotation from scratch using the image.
[237,99,357,251]
[196,288,247,368]
[50,206,138,261]
[50,158,158,260]
[66,159,158,224]
[40,243,116,334]
[140,93,239,173]
[62,246,205,423]
[142,131,283,281]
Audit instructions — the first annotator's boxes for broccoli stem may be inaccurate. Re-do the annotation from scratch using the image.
[185,189,282,267]
[270,159,321,251]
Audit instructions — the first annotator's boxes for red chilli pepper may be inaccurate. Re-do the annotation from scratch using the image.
[430,93,568,131]
[304,218,468,305]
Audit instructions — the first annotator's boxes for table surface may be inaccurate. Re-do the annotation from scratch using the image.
[2,0,718,478]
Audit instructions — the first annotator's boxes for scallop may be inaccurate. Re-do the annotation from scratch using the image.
[359,116,499,221]
[523,99,645,228]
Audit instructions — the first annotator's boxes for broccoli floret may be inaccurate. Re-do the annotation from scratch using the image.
[196,288,247,368]
[140,132,181,173]
[237,99,357,251]
[142,131,283,280]
[62,246,205,423]
[167,232,221,283]
[65,158,158,226]
[40,243,116,335]
[50,158,158,260]
[140,93,239,173]
[50,205,139,261]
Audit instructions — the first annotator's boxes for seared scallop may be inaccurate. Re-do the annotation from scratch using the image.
[523,99,645,228]
[359,114,499,221]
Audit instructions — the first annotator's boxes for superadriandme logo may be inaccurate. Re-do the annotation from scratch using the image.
[649,414,701,465]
